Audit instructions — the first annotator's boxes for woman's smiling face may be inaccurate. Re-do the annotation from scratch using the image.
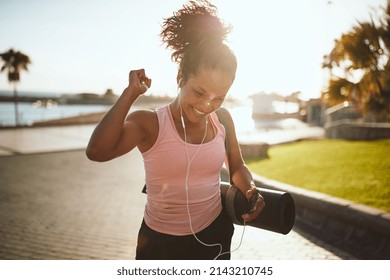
[179,67,235,123]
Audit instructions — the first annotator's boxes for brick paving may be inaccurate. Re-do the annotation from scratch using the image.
[0,149,356,260]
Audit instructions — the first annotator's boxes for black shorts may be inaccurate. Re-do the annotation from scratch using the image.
[135,209,234,260]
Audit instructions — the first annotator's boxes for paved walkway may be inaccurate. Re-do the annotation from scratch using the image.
[0,125,355,259]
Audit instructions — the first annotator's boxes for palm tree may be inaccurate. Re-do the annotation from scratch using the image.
[322,1,390,121]
[0,48,32,126]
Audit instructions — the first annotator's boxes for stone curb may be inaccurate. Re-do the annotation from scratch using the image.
[250,173,390,260]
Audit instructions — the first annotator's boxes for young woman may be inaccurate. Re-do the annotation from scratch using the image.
[86,0,265,260]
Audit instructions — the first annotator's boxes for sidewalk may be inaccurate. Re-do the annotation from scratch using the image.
[0,125,96,155]
[0,124,355,259]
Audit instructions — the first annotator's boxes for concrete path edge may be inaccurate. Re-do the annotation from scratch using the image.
[221,168,390,259]
[250,172,390,260]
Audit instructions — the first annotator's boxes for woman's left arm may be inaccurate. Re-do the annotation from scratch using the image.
[221,108,266,222]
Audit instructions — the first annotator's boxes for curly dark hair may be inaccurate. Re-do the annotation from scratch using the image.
[160,0,237,82]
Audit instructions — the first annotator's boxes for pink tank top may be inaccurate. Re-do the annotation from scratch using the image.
[141,105,226,235]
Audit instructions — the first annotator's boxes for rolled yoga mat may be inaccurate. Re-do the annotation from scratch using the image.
[220,182,295,235]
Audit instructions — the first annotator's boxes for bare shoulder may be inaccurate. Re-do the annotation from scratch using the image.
[126,109,158,131]
[216,107,235,129]
[126,108,157,119]
[125,109,159,152]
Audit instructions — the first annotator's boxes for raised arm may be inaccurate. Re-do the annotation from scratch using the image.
[86,69,152,162]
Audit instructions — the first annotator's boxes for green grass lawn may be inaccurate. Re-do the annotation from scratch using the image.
[245,139,390,212]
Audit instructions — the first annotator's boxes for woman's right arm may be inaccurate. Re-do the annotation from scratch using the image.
[85,69,152,162]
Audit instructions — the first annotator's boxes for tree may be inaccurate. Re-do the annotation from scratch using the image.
[322,1,390,121]
[0,48,32,126]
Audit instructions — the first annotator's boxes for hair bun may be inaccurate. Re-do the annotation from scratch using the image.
[161,0,230,63]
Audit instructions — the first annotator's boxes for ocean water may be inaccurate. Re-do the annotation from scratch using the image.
[0,102,111,126]
[0,91,324,144]
[1,99,302,129]
[0,90,111,126]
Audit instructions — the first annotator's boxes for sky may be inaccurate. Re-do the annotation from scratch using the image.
[0,0,388,100]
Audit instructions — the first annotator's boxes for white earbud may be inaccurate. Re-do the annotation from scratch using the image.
[179,103,186,129]
[181,114,186,129]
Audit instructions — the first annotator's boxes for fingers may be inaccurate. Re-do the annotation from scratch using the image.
[246,187,257,199]
[128,69,152,94]
[246,189,259,214]
[242,192,265,222]
[142,76,152,89]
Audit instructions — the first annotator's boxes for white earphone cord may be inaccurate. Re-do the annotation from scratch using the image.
[180,106,246,260]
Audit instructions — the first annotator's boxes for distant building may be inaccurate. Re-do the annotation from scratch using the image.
[251,93,275,115]
[250,92,302,120]
[324,102,390,140]
[59,89,118,105]
[104,89,116,97]
[305,98,326,126]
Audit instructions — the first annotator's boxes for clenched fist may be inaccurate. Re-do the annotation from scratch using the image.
[128,69,152,95]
